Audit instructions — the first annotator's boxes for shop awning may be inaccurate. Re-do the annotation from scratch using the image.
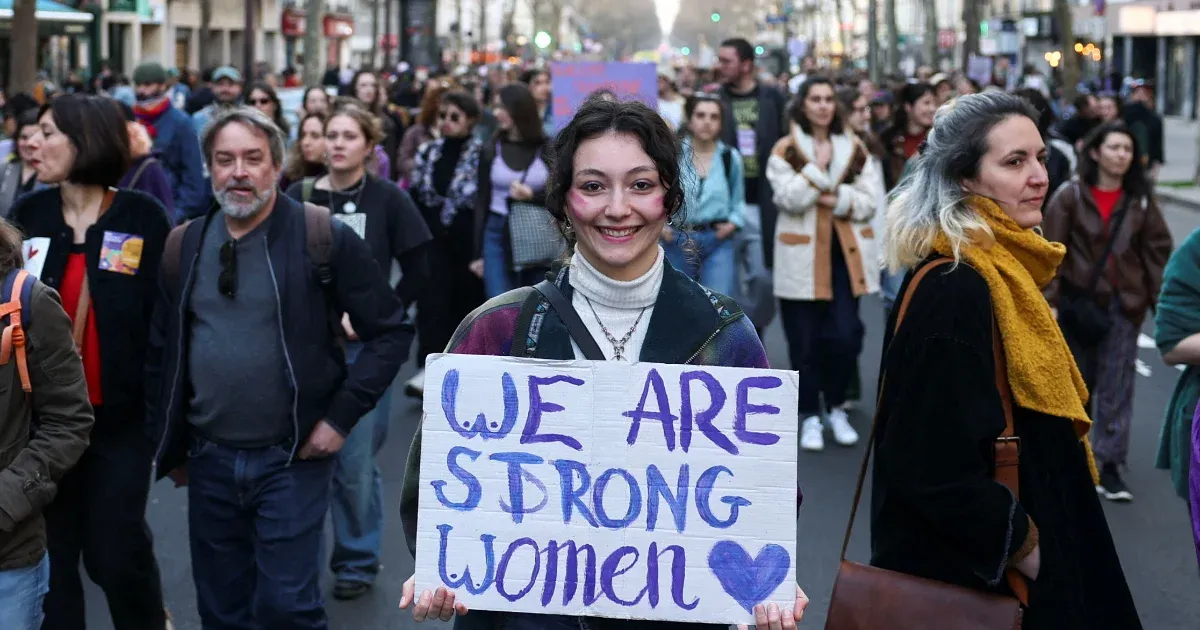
[0,0,95,23]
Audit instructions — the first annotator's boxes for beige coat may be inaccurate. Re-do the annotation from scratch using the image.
[765,126,882,301]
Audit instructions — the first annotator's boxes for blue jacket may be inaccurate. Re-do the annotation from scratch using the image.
[148,105,208,221]
[146,194,413,478]
[679,139,746,228]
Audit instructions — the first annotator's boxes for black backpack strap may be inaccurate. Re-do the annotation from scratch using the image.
[533,279,605,361]
[721,146,733,201]
[127,157,157,189]
[301,177,316,203]
[161,220,194,295]
[302,202,340,338]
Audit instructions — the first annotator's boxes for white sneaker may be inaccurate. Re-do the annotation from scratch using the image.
[404,369,425,398]
[800,416,825,451]
[827,408,860,446]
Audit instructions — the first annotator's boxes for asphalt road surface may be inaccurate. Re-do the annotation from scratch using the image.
[84,200,1200,629]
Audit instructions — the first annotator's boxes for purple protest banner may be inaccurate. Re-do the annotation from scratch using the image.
[550,62,659,131]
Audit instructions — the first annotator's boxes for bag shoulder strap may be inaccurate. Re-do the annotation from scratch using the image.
[303,202,341,339]
[839,257,953,560]
[127,157,157,189]
[720,146,735,203]
[1076,184,1131,292]
[532,278,606,361]
[0,270,34,393]
[839,256,1028,602]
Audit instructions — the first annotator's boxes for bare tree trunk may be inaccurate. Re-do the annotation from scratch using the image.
[456,0,466,60]
[1054,0,1079,103]
[885,0,899,75]
[9,0,37,94]
[962,0,979,74]
[199,0,215,67]
[922,0,937,69]
[501,0,517,54]
[369,0,380,70]
[868,0,879,81]
[833,0,850,60]
[472,0,482,53]
[302,0,324,86]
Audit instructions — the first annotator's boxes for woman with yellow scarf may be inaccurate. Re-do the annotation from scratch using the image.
[872,92,1141,628]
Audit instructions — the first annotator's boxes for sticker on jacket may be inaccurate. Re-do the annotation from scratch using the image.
[335,213,367,240]
[99,231,144,275]
[22,237,49,280]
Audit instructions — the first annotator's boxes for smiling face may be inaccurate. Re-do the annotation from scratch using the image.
[209,121,279,219]
[324,114,371,174]
[32,110,76,184]
[962,115,1050,228]
[567,131,669,281]
[908,92,937,129]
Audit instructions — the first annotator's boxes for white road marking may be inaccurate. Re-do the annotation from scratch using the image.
[1138,333,1156,349]
[1135,359,1153,378]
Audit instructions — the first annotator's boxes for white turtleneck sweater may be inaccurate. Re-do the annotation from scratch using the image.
[569,246,665,362]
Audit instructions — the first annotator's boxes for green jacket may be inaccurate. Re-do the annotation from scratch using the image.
[1155,227,1200,499]
[0,278,94,569]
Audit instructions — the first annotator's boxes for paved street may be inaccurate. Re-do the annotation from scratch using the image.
[83,202,1200,629]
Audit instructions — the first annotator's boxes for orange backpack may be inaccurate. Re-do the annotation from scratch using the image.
[0,269,34,394]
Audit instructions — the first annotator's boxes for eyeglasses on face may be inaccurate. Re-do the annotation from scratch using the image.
[249,98,273,106]
[437,110,462,123]
[218,240,237,299]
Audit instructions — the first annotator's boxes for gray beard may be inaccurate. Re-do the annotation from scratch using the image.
[214,186,271,219]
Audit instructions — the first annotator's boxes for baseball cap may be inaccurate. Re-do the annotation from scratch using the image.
[212,66,242,83]
[929,73,949,87]
[870,90,894,105]
[132,62,168,86]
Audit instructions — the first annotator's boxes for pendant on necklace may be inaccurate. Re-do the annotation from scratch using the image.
[343,201,357,214]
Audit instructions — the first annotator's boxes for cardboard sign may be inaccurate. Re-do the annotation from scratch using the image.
[415,354,799,624]
[550,62,659,132]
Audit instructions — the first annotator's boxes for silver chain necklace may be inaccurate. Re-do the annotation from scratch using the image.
[583,296,647,361]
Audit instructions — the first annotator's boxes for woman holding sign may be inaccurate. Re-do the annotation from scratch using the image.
[399,98,808,629]
[873,92,1140,628]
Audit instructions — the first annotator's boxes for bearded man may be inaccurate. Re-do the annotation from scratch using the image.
[145,106,411,629]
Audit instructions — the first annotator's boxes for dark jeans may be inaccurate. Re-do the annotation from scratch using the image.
[417,231,485,366]
[42,416,165,630]
[779,241,863,416]
[188,436,334,630]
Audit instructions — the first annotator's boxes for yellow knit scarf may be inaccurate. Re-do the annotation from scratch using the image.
[931,196,1098,481]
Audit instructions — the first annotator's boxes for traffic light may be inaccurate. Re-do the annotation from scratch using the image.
[681,46,691,55]
[755,45,765,56]
[711,11,721,22]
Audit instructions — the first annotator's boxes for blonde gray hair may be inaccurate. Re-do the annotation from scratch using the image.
[885,92,1039,273]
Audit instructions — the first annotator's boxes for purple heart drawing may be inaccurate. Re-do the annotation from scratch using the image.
[707,541,791,614]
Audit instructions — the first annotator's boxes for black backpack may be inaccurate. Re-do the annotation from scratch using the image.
[160,204,340,336]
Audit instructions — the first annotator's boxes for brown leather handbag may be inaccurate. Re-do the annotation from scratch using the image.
[824,258,1026,630]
